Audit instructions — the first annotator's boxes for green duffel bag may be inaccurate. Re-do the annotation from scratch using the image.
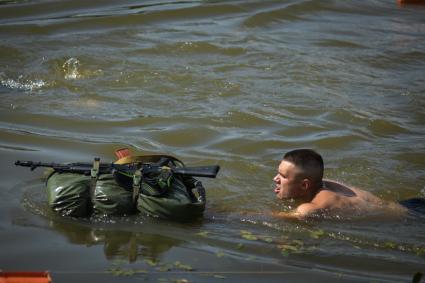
[46,172,136,217]
[92,174,136,216]
[114,154,207,220]
[46,171,92,217]
[137,175,206,221]
[45,154,206,220]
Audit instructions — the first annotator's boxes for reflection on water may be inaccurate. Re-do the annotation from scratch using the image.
[50,220,182,263]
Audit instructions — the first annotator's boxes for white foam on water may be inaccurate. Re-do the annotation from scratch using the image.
[0,72,47,92]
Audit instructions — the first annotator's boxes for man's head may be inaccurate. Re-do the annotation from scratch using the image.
[273,149,324,200]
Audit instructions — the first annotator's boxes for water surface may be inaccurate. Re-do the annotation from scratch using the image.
[1,0,425,282]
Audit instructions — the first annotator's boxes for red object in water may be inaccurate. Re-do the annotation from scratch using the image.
[114,148,131,159]
[397,0,425,5]
[0,272,52,283]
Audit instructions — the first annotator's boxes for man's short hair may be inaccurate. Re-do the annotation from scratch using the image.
[283,149,324,182]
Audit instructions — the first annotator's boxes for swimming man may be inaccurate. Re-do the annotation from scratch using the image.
[273,149,423,220]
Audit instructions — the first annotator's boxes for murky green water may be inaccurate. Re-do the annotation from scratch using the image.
[1,0,424,282]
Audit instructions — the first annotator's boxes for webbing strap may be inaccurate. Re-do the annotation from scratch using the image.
[132,169,142,204]
[90,157,100,203]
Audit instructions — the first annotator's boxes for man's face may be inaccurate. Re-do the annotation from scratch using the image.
[273,160,304,199]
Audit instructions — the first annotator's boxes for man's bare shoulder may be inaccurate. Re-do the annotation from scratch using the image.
[312,187,343,205]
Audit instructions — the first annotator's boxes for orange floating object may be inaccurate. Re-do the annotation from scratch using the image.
[0,271,52,283]
[114,148,131,159]
[397,0,425,5]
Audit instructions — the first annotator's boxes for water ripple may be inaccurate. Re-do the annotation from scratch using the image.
[1,0,425,279]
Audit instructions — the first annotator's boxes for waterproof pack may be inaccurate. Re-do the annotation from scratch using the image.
[45,154,206,220]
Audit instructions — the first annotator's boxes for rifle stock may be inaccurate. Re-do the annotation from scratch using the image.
[172,165,220,178]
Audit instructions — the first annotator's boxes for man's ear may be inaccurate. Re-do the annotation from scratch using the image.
[301,178,311,191]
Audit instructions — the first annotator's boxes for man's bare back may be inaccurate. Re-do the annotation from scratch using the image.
[294,180,407,219]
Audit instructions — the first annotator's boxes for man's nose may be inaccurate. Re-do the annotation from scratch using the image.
[273,174,279,183]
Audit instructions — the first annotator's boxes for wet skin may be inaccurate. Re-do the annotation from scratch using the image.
[273,160,407,220]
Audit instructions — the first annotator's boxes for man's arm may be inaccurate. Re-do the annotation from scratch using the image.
[271,211,303,220]
[272,202,324,220]
[296,202,322,216]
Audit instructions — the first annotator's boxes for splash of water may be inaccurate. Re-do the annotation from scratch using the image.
[62,57,81,80]
[0,72,46,92]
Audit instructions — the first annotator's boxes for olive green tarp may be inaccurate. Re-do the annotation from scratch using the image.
[45,155,206,220]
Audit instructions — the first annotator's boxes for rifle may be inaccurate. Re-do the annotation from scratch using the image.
[14,160,220,178]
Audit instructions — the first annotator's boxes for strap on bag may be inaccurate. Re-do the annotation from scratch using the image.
[132,168,142,204]
[90,157,100,203]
